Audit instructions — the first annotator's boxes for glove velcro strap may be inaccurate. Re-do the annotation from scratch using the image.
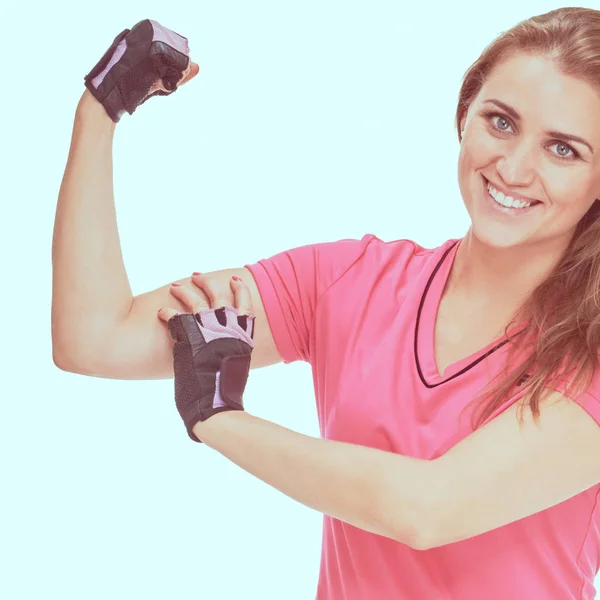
[219,354,251,411]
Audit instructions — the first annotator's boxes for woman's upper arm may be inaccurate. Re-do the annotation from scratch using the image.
[68,267,283,380]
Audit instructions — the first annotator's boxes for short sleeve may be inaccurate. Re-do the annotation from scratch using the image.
[244,234,377,365]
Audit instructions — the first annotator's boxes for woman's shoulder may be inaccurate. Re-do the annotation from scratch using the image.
[354,233,461,262]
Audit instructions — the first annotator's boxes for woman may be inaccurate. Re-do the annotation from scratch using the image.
[52,7,600,600]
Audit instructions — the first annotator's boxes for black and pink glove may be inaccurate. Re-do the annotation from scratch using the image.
[84,18,190,122]
[166,306,255,443]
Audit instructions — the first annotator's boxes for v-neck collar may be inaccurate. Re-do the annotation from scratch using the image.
[414,239,523,388]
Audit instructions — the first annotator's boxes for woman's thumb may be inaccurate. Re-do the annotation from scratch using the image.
[182,61,200,85]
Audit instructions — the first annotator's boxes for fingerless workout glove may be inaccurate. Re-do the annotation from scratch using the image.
[84,18,190,122]
[167,306,256,444]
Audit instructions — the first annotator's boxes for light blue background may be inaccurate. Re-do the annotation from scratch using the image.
[3,1,598,598]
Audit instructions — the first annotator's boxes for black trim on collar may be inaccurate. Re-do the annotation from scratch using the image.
[414,240,516,389]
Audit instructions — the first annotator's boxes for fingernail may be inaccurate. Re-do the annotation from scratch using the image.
[232,276,240,282]
[192,272,201,276]
[171,283,181,287]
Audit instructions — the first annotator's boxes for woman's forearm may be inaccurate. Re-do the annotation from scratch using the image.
[52,91,132,369]
[193,411,430,548]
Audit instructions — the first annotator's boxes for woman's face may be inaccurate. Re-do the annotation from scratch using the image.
[458,52,600,250]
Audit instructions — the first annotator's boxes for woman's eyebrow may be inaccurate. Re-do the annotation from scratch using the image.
[482,98,594,154]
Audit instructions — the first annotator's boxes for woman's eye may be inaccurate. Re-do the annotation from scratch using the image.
[491,115,512,132]
[483,111,580,161]
[550,142,576,160]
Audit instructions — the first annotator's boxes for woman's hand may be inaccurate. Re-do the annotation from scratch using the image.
[84,19,200,122]
[157,273,256,443]
[157,273,252,321]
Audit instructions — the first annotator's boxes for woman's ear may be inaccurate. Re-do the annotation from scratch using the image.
[458,115,467,139]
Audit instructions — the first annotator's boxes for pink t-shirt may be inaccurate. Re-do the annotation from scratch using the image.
[244,234,600,600]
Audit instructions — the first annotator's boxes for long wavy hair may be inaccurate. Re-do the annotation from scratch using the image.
[455,7,600,430]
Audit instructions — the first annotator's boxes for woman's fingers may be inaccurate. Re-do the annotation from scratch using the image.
[156,276,209,322]
[149,60,200,94]
[229,276,254,316]
[190,273,228,310]
[191,273,254,316]
[157,273,254,322]
[179,61,200,86]
[171,282,210,313]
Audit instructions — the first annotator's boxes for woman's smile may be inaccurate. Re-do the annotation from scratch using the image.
[481,175,544,218]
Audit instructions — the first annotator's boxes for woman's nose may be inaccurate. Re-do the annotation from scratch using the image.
[495,142,538,187]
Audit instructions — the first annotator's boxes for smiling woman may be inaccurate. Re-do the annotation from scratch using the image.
[453,19,600,432]
[49,6,600,600]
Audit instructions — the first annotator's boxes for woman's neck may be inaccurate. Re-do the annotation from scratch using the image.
[447,229,568,312]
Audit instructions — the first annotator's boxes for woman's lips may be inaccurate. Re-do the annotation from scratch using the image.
[482,175,543,216]
[483,176,542,205]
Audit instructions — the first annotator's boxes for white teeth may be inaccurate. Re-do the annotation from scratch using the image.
[487,182,533,208]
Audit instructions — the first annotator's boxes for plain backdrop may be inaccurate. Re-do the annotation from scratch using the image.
[2,1,598,598]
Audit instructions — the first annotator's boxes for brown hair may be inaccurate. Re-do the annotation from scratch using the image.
[455,7,600,430]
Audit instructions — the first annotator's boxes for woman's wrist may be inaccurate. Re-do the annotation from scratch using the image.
[76,89,117,130]
[192,410,246,448]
